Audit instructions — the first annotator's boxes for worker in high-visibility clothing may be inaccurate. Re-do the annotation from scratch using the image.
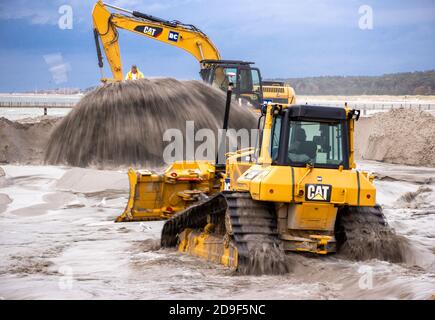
[125,65,144,80]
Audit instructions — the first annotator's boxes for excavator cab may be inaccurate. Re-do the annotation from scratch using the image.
[200,60,263,108]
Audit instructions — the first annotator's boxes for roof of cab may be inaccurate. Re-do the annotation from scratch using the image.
[273,104,347,120]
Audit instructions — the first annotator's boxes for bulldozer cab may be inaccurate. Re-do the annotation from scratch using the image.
[261,104,360,169]
[200,60,263,108]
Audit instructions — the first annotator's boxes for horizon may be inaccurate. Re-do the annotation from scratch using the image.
[1,69,432,94]
[0,0,434,92]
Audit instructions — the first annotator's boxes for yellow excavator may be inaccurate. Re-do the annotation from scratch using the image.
[117,85,403,274]
[92,1,295,107]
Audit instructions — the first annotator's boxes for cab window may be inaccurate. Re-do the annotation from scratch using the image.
[211,67,237,91]
[251,69,261,91]
[288,120,344,167]
[270,116,281,161]
[239,68,253,93]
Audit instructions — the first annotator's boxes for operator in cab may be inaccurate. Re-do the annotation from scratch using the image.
[125,65,144,80]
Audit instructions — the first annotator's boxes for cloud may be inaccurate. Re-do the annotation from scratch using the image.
[0,0,59,25]
[0,0,203,25]
[44,53,71,84]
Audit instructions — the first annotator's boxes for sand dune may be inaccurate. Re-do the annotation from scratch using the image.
[355,109,435,166]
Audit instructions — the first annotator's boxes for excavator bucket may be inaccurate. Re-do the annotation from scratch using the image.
[116,161,220,222]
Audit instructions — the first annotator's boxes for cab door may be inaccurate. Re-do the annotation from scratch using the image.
[237,67,263,109]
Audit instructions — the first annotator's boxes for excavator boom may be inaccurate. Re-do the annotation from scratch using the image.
[92,0,220,81]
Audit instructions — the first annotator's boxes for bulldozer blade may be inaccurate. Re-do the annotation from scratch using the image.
[116,168,170,222]
[116,161,220,222]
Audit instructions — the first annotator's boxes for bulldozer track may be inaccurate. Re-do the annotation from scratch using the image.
[224,191,290,275]
[161,191,291,274]
[335,205,407,262]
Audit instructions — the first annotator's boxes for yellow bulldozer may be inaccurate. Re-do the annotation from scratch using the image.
[92,1,295,107]
[116,85,403,274]
[92,1,401,273]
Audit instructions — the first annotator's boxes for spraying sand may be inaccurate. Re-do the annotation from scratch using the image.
[355,109,435,167]
[44,78,257,168]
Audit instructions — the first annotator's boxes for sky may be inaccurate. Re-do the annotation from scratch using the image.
[0,0,434,92]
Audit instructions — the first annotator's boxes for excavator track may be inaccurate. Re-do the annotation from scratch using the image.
[161,191,290,275]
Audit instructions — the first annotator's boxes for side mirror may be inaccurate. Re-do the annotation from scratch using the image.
[348,109,361,121]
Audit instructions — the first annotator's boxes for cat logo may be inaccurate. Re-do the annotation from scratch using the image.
[134,25,163,37]
[305,184,332,202]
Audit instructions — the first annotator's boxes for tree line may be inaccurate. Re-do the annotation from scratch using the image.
[271,70,435,95]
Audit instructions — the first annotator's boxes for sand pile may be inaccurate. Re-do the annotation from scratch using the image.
[355,109,435,167]
[45,78,257,168]
[55,168,128,195]
[0,117,60,164]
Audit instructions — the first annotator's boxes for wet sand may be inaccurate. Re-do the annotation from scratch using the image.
[0,161,434,299]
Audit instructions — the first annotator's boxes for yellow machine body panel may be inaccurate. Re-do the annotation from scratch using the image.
[224,148,256,190]
[262,81,296,105]
[286,202,338,231]
[237,164,376,207]
[178,228,238,269]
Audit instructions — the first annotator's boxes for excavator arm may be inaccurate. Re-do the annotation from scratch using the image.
[92,0,220,81]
